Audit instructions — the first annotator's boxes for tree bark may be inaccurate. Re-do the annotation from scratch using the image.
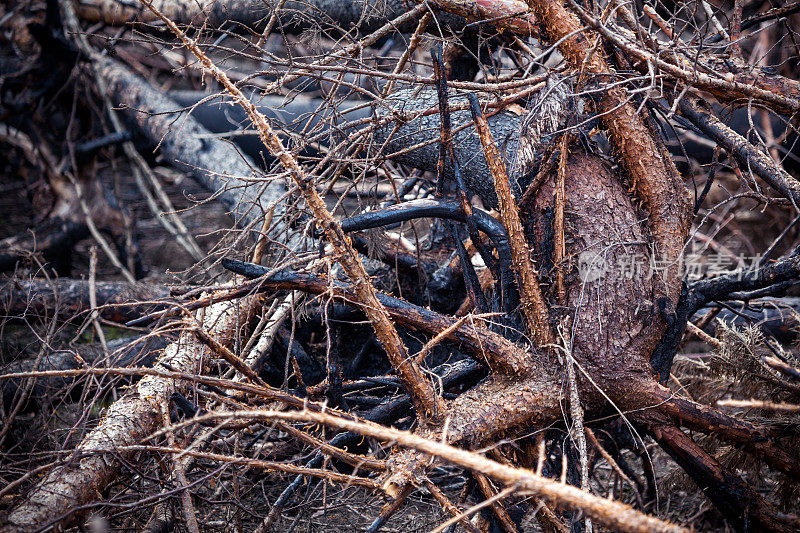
[3,295,259,532]
[1,278,171,323]
[75,0,466,33]
[1,334,172,411]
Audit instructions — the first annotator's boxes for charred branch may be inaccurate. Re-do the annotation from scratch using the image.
[222,259,535,376]
[679,96,800,208]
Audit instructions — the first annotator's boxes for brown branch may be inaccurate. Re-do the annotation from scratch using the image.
[221,265,535,376]
[277,422,386,472]
[0,366,361,424]
[571,5,800,116]
[584,428,643,510]
[475,473,520,533]
[116,445,380,488]
[1,278,171,323]
[763,355,800,382]
[78,0,456,34]
[525,0,691,308]
[419,0,537,35]
[191,327,268,387]
[641,384,800,480]
[161,408,689,533]
[431,485,518,533]
[423,478,483,533]
[554,133,568,303]
[468,94,554,347]
[366,483,414,532]
[137,0,446,423]
[3,296,260,532]
[717,399,800,413]
[158,401,200,533]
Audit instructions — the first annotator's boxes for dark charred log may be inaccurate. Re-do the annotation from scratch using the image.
[0,278,172,323]
[1,334,172,412]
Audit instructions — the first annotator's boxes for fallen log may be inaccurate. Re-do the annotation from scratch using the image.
[0,278,171,323]
[376,86,529,207]
[175,87,800,209]
[169,90,372,169]
[75,0,470,34]
[2,294,259,531]
[170,87,529,205]
[97,56,285,231]
[0,219,88,274]
[1,334,173,411]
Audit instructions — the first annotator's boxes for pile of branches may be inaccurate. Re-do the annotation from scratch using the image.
[2,0,800,530]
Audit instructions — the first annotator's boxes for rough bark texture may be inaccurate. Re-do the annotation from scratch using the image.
[3,295,258,532]
[526,154,657,382]
[382,153,664,495]
[524,0,691,308]
[374,87,527,207]
[469,93,553,346]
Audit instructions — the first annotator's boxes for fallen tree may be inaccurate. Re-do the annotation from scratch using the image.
[3,293,260,531]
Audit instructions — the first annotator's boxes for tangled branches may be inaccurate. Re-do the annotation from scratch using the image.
[2,0,800,531]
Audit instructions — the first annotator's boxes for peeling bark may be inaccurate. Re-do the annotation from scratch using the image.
[3,295,258,532]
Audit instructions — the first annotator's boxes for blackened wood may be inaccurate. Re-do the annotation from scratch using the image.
[1,278,171,323]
